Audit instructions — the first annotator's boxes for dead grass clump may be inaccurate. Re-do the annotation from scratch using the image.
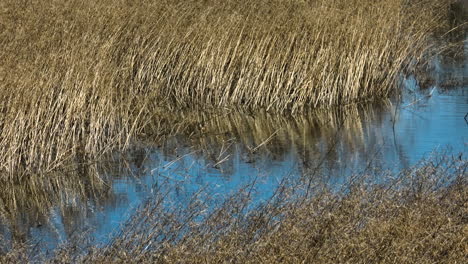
[0,0,455,176]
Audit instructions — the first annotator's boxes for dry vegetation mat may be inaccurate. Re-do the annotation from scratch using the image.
[1,156,466,263]
[0,0,456,176]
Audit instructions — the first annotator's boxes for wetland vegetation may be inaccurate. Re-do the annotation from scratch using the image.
[0,0,467,263]
[0,0,457,176]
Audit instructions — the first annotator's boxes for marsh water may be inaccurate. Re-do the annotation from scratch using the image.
[1,40,467,254]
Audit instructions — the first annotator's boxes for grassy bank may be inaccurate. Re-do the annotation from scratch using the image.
[1,156,466,263]
[0,0,454,175]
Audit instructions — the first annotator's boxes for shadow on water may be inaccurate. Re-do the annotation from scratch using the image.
[1,37,467,255]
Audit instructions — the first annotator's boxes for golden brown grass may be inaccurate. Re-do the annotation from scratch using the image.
[0,0,455,176]
[1,156,466,263]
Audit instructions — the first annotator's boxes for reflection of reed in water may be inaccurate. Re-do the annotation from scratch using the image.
[160,101,391,175]
[0,124,187,248]
[0,159,117,249]
[0,101,392,250]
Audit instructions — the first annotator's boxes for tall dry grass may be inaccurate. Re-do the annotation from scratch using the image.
[0,0,454,176]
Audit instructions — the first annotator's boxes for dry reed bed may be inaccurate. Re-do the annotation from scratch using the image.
[0,0,453,176]
[1,156,466,263]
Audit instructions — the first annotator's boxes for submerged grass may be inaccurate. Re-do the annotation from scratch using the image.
[0,156,466,263]
[0,0,456,176]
